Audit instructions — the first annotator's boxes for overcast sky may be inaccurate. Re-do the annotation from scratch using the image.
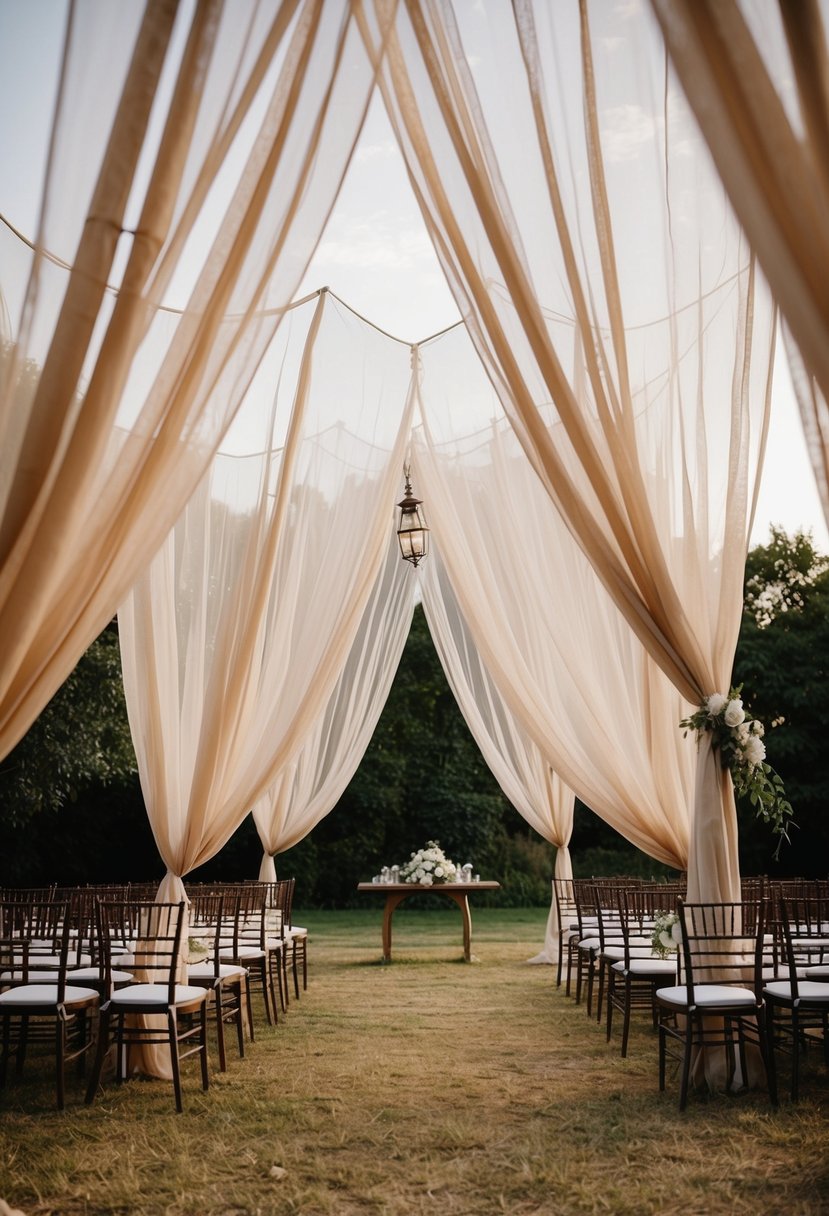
[299,93,829,554]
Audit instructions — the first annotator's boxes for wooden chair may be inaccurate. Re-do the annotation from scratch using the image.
[85,900,210,1113]
[764,895,829,1102]
[605,888,677,1057]
[655,898,774,1110]
[570,881,601,1011]
[0,903,99,1109]
[552,877,579,991]
[281,878,308,1000]
[187,891,249,1070]
[219,886,276,1028]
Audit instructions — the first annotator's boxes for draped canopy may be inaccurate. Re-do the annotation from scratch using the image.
[1,0,821,919]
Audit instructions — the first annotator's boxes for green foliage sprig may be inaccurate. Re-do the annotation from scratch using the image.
[680,686,794,859]
[651,910,681,959]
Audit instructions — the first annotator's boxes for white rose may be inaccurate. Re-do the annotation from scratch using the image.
[671,921,682,944]
[706,692,728,716]
[724,699,745,727]
[434,866,444,878]
[658,930,674,951]
[745,736,766,767]
[423,860,434,870]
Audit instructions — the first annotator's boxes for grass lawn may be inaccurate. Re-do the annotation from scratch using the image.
[1,905,828,1215]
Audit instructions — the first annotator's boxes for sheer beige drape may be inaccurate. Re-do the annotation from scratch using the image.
[651,0,829,524]
[420,548,575,964]
[368,0,776,900]
[414,325,692,872]
[0,0,385,759]
[119,291,414,905]
[253,529,415,878]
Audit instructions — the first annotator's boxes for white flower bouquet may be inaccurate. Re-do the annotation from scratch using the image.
[651,911,681,960]
[680,684,793,858]
[398,841,458,886]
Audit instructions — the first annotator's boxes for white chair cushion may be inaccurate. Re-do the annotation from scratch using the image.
[764,980,829,1001]
[578,938,600,952]
[220,946,265,962]
[188,962,247,981]
[69,967,134,985]
[110,983,208,1008]
[656,984,757,1008]
[0,983,98,1006]
[612,958,677,976]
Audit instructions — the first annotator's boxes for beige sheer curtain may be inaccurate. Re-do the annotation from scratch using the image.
[253,528,415,878]
[0,0,384,759]
[421,548,576,965]
[119,290,414,908]
[651,0,829,523]
[414,324,692,871]
[369,0,776,900]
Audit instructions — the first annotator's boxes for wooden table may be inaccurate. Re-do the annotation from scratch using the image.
[356,881,500,962]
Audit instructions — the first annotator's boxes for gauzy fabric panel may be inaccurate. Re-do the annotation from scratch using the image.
[421,547,576,963]
[413,334,691,876]
[0,0,384,759]
[368,0,775,901]
[651,0,829,524]
[118,290,414,903]
[253,527,416,874]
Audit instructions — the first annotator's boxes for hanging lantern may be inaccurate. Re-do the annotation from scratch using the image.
[397,469,429,567]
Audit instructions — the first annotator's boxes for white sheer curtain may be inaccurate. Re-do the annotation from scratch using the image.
[651,0,829,524]
[0,0,385,759]
[414,323,692,874]
[119,290,414,910]
[253,528,416,877]
[368,0,776,900]
[421,548,576,965]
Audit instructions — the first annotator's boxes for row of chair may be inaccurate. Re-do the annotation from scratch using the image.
[0,878,308,1112]
[554,876,829,1109]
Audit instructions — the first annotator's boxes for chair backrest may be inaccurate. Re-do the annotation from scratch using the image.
[0,898,64,949]
[97,901,185,1001]
[777,894,829,997]
[188,891,224,972]
[593,884,628,953]
[0,900,73,999]
[572,879,600,938]
[676,898,769,1005]
[0,937,29,989]
[552,877,576,931]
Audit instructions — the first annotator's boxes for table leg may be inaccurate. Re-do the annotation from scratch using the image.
[444,892,473,961]
[381,892,410,962]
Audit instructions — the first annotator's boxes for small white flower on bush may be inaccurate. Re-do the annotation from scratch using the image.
[399,841,458,885]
